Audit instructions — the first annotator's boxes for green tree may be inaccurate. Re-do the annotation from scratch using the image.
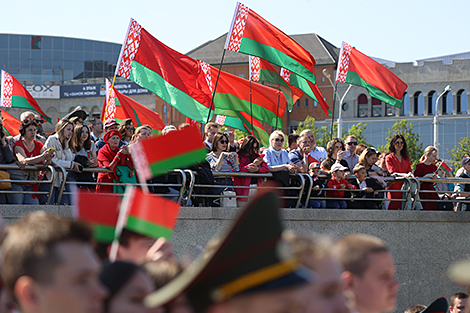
[448,137,470,172]
[343,123,370,146]
[295,115,318,138]
[378,119,424,169]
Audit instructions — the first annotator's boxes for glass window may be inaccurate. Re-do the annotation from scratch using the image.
[457,90,467,114]
[64,61,74,70]
[296,100,300,108]
[372,98,382,117]
[20,59,31,69]
[94,41,104,53]
[0,35,8,49]
[358,94,368,117]
[9,49,20,58]
[8,59,19,69]
[53,50,63,60]
[42,37,52,50]
[64,38,74,50]
[20,49,30,59]
[304,98,309,107]
[31,59,42,69]
[31,49,42,59]
[64,51,74,61]
[413,91,424,115]
[104,43,113,53]
[85,51,93,61]
[53,37,64,50]
[42,50,52,60]
[9,35,20,49]
[0,50,8,59]
[20,35,30,49]
[84,40,93,52]
[386,103,394,116]
[74,51,84,61]
[113,45,122,55]
[427,91,436,114]
[74,39,84,51]
[443,91,453,114]
[313,100,318,107]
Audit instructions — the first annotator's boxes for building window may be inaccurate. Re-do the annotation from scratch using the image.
[304,98,309,107]
[427,91,436,115]
[357,94,368,118]
[386,103,394,116]
[372,97,382,117]
[313,100,318,107]
[402,93,410,116]
[442,91,453,114]
[457,89,467,114]
[296,100,300,108]
[413,91,424,115]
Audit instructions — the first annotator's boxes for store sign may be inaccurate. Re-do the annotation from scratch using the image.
[25,85,60,99]
[60,82,152,98]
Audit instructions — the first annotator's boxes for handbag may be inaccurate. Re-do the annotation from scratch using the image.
[0,170,12,190]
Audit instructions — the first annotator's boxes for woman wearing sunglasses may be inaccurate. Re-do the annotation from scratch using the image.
[385,134,413,210]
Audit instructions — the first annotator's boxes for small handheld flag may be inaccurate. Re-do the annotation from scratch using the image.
[439,161,452,174]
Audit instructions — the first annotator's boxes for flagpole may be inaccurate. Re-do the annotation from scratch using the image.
[206,50,226,124]
[323,69,338,140]
[275,91,280,130]
[249,80,254,134]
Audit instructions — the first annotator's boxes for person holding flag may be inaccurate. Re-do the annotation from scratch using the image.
[0,111,16,204]
[415,146,440,210]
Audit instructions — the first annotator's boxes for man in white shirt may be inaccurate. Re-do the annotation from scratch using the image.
[204,122,220,150]
[300,129,327,162]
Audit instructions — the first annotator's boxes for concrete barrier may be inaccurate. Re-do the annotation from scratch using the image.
[3,205,470,313]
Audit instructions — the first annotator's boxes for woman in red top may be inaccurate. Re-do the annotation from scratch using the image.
[233,136,269,204]
[385,134,413,210]
[12,120,54,204]
[96,130,133,194]
[414,146,439,210]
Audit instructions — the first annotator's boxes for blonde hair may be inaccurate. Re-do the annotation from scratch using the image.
[358,148,377,167]
[419,146,438,162]
[269,130,286,147]
[131,125,152,142]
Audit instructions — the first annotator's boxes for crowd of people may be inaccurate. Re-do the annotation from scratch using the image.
[1,111,470,209]
[0,190,467,313]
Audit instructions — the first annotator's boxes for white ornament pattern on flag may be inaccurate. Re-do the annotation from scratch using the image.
[131,141,151,181]
[215,115,226,125]
[249,56,260,81]
[116,19,142,79]
[280,68,291,84]
[198,60,213,93]
[105,80,116,120]
[1,71,13,107]
[336,42,352,83]
[227,3,249,52]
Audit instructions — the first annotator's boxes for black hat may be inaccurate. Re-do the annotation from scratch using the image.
[419,297,448,313]
[144,189,313,311]
[67,109,87,123]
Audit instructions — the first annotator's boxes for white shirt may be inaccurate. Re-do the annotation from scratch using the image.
[309,146,327,162]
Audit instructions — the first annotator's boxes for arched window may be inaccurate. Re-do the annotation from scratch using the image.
[371,97,382,117]
[442,91,453,114]
[304,98,309,108]
[402,93,410,116]
[457,89,467,114]
[358,94,368,118]
[296,100,300,108]
[427,91,437,115]
[413,91,424,115]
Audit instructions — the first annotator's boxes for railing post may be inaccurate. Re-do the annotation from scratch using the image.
[184,170,196,206]
[55,166,68,205]
[295,174,305,208]
[173,169,186,204]
[302,174,313,208]
[46,165,57,205]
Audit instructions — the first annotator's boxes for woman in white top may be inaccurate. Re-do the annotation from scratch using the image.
[42,119,81,204]
[71,123,98,190]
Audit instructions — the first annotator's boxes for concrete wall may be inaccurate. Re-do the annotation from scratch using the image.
[3,205,470,313]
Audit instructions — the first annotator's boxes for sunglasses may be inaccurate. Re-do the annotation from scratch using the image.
[125,126,134,131]
[346,142,357,146]
[274,138,285,142]
[35,119,44,124]
[395,141,404,145]
[219,140,228,144]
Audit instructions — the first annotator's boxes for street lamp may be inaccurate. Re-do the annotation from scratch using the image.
[433,85,451,148]
[323,69,352,139]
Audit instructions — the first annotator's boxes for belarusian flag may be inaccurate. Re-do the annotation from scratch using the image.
[281,68,332,117]
[336,42,408,108]
[115,18,213,123]
[122,187,181,240]
[198,60,287,129]
[0,109,21,136]
[440,161,452,174]
[74,190,121,243]
[217,113,269,147]
[103,79,165,134]
[225,2,316,84]
[1,70,51,123]
[131,125,207,181]
[249,56,303,112]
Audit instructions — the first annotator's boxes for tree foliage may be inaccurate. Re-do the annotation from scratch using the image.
[378,119,424,169]
[344,123,370,146]
[295,116,318,139]
[448,137,470,172]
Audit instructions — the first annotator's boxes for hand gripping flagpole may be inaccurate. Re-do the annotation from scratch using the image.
[205,50,226,124]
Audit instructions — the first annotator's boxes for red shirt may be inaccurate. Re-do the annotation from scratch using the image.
[326,177,355,198]
[13,140,44,162]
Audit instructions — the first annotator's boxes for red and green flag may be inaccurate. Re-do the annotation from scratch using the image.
[103,79,165,134]
[216,113,269,147]
[198,60,287,129]
[1,70,51,123]
[249,56,303,112]
[115,18,213,123]
[122,187,181,240]
[225,2,316,84]
[336,41,408,108]
[281,68,331,117]
[440,161,452,174]
[0,109,21,136]
[131,125,207,181]
[74,190,121,243]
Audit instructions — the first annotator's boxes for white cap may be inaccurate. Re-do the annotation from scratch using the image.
[330,163,348,172]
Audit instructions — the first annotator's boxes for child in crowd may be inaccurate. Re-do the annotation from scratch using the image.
[326,163,355,209]
[347,164,382,209]
[307,162,326,208]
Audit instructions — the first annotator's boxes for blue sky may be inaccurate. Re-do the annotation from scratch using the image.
[4,0,470,63]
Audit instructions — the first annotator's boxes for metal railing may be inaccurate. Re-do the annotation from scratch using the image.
[2,164,470,210]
